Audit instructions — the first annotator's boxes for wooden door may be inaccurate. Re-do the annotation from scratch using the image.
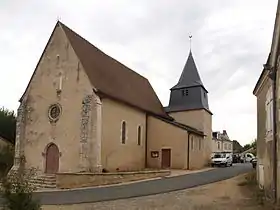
[161,149,171,168]
[45,144,59,174]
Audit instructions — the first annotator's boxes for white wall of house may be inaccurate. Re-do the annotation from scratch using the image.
[212,139,233,153]
[212,130,233,154]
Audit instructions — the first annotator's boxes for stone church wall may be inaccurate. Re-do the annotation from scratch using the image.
[169,110,212,166]
[147,116,188,169]
[101,98,146,171]
[15,25,101,174]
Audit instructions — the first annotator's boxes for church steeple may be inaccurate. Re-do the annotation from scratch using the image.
[171,51,205,90]
[166,50,211,113]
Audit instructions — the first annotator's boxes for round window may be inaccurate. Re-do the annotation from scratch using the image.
[48,104,61,122]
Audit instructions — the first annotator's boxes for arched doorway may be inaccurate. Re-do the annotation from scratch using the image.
[45,143,59,174]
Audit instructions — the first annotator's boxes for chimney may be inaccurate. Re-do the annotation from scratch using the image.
[223,130,227,135]
[212,132,218,139]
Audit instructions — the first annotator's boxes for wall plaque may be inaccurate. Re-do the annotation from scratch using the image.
[151,151,159,158]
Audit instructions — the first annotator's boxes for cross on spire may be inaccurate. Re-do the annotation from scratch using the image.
[189,34,193,50]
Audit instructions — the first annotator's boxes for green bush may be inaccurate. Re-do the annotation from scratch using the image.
[238,171,257,186]
[0,107,16,145]
[0,168,41,210]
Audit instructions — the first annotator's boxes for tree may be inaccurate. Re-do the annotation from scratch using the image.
[251,138,257,149]
[242,139,257,152]
[0,145,14,177]
[232,140,243,153]
[0,107,16,144]
[243,144,251,151]
[0,168,41,210]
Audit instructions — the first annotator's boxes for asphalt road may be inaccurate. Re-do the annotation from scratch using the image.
[0,163,252,205]
[32,163,252,205]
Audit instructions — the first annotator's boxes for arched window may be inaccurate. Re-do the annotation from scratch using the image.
[137,126,141,145]
[121,121,126,144]
[218,142,220,150]
[191,136,194,150]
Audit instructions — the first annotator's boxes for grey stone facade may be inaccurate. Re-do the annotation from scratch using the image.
[11,100,27,171]
[79,94,102,172]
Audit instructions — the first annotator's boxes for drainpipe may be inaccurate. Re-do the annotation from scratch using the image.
[145,114,148,168]
[269,64,278,203]
[187,133,190,170]
[273,70,278,203]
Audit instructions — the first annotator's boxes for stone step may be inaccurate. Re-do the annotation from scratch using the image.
[40,175,56,179]
[36,175,56,179]
[33,185,56,190]
[30,177,56,182]
[30,180,56,185]
[29,174,57,190]
[36,184,56,189]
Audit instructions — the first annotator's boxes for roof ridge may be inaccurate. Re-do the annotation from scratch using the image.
[58,21,170,119]
[58,21,148,81]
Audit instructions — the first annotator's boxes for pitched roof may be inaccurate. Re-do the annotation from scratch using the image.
[171,50,206,91]
[253,1,280,95]
[252,53,271,95]
[154,116,204,136]
[20,21,170,119]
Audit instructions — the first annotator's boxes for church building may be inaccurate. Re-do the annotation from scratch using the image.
[11,21,212,175]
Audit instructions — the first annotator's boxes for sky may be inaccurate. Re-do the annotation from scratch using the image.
[0,0,278,146]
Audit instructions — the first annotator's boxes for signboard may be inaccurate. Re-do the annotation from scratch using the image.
[151,151,159,158]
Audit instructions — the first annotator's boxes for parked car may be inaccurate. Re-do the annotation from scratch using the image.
[233,154,241,163]
[211,153,233,167]
[251,158,257,169]
[240,153,255,163]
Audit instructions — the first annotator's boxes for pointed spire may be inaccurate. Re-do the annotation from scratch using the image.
[171,51,205,90]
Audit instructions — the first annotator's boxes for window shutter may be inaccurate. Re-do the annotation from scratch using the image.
[270,99,273,132]
[268,102,271,133]
[265,89,270,134]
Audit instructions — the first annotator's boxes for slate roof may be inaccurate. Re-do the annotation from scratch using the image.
[166,50,211,114]
[171,51,207,91]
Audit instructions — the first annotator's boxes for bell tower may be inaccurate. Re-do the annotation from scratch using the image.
[165,49,213,159]
[166,50,210,112]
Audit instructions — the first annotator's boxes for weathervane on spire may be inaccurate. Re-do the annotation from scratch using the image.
[189,34,193,50]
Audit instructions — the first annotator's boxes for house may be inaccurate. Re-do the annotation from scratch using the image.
[253,0,280,202]
[212,130,233,154]
[10,21,213,177]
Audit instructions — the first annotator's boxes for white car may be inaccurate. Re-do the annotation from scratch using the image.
[211,153,233,167]
[241,153,255,163]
